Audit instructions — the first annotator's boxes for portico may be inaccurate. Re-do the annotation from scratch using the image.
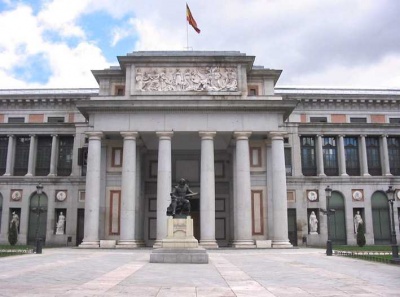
[77,51,297,248]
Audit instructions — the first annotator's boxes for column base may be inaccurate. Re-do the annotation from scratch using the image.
[47,173,56,177]
[272,240,293,248]
[363,173,371,177]
[153,240,163,249]
[79,241,100,248]
[116,240,145,249]
[340,173,349,177]
[231,240,256,249]
[199,240,219,249]
[25,173,33,177]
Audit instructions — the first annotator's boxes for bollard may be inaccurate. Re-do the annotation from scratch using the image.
[36,238,43,254]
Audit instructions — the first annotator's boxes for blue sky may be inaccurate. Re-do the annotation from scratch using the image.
[0,0,399,89]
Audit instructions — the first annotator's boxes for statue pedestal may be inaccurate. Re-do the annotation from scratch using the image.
[150,216,208,264]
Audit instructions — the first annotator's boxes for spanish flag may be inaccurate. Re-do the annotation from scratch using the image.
[186,3,200,33]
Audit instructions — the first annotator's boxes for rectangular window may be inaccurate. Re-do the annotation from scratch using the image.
[47,117,65,123]
[323,136,338,176]
[251,190,264,235]
[388,137,400,176]
[109,190,121,235]
[35,136,52,176]
[250,147,262,167]
[284,147,292,176]
[248,86,259,96]
[115,86,125,96]
[350,117,367,123]
[0,137,8,175]
[14,136,30,176]
[57,136,73,176]
[389,118,400,124]
[366,137,381,176]
[301,136,317,176]
[112,147,123,167]
[310,117,327,123]
[8,117,25,123]
[344,137,360,176]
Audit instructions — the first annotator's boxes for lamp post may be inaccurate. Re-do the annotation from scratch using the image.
[385,186,400,264]
[34,183,44,254]
[325,186,333,256]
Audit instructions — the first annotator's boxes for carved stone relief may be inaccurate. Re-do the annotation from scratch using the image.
[135,67,238,92]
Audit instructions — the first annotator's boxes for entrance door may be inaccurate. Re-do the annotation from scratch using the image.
[27,193,48,245]
[76,209,85,246]
[288,209,297,246]
[329,192,346,245]
[372,192,390,244]
[190,199,200,240]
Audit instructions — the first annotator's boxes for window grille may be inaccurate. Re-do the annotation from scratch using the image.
[344,137,360,176]
[35,136,52,176]
[366,137,382,176]
[323,136,338,176]
[301,136,317,176]
[14,136,30,176]
[57,136,73,176]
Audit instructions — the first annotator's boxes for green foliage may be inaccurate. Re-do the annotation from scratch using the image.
[356,223,366,247]
[8,221,18,246]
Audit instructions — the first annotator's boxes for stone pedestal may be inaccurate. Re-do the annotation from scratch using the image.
[150,216,208,263]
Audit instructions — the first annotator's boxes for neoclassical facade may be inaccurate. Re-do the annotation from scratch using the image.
[0,51,399,248]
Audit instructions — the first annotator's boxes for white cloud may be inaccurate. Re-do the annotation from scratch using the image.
[37,0,90,38]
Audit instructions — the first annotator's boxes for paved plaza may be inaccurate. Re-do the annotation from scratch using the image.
[0,247,399,296]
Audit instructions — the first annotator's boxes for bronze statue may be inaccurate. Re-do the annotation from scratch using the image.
[167,178,197,217]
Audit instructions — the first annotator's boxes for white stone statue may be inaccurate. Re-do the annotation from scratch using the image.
[354,211,363,233]
[309,211,318,234]
[10,212,19,233]
[56,212,66,235]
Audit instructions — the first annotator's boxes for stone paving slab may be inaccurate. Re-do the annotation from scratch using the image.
[0,247,399,296]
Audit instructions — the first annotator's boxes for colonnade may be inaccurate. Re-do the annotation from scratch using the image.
[80,131,291,248]
[315,134,393,177]
[2,134,75,176]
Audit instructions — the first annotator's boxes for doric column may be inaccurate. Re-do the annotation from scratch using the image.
[232,131,255,248]
[270,132,292,248]
[316,135,325,176]
[381,135,392,176]
[118,132,140,248]
[199,131,218,248]
[48,134,58,176]
[25,135,37,176]
[4,135,15,176]
[79,132,103,248]
[360,135,370,176]
[154,131,173,247]
[338,135,348,176]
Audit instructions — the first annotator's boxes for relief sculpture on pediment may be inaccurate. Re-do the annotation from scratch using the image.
[135,67,238,92]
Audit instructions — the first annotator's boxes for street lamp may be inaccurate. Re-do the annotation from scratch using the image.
[34,183,44,254]
[385,186,400,264]
[325,186,333,256]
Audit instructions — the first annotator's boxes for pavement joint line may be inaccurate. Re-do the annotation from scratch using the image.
[209,254,274,296]
[64,254,148,295]
[0,253,104,280]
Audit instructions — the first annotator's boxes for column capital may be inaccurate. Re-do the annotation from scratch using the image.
[381,134,389,138]
[7,134,15,138]
[233,131,251,140]
[360,134,367,138]
[121,131,139,139]
[51,134,58,137]
[269,131,287,140]
[338,134,346,138]
[86,132,103,140]
[156,131,173,139]
[199,131,216,139]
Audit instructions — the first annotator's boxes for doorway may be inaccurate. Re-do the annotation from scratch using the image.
[76,209,85,246]
[372,192,390,244]
[27,193,48,246]
[288,209,297,246]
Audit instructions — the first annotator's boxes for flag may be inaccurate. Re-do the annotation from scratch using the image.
[186,3,201,33]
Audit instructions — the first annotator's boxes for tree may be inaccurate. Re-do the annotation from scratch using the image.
[356,223,366,247]
[8,221,18,246]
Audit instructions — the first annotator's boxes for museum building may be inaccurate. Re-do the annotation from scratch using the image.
[0,51,399,248]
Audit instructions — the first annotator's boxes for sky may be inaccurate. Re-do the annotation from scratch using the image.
[0,0,399,89]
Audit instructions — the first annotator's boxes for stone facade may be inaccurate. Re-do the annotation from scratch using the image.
[0,51,398,248]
